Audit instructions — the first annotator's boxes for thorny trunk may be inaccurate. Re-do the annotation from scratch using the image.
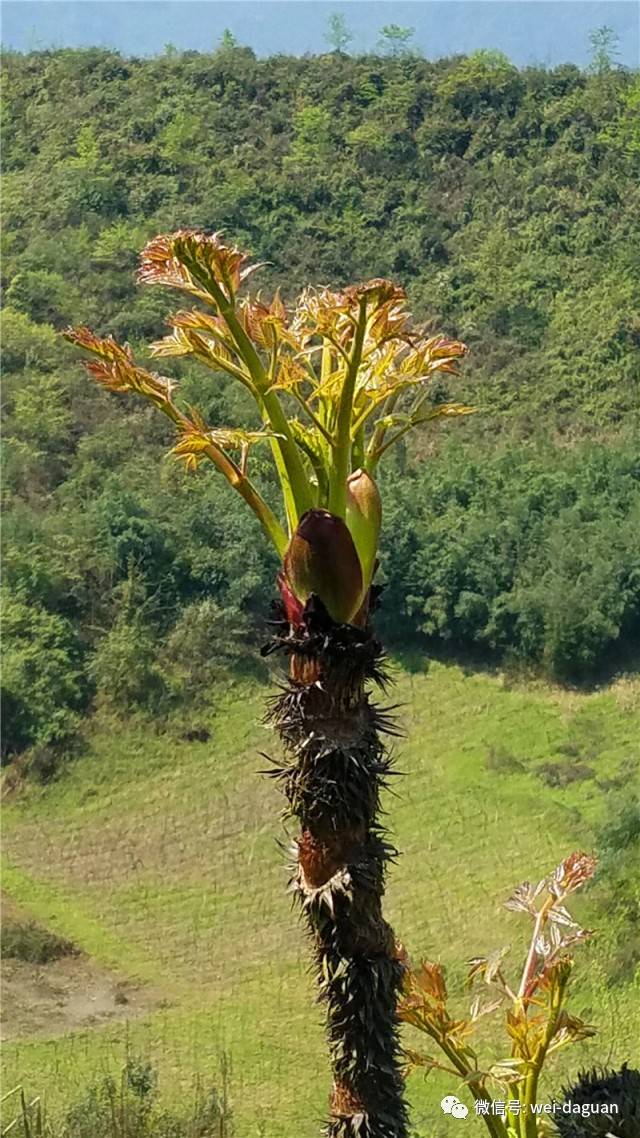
[265,597,408,1138]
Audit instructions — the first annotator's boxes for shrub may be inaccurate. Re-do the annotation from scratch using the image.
[1,919,78,964]
[161,598,258,710]
[1,589,84,756]
[0,307,62,373]
[4,269,81,327]
[62,1059,233,1138]
[89,619,167,716]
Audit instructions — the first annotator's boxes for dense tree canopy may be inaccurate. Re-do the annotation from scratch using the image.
[2,43,639,756]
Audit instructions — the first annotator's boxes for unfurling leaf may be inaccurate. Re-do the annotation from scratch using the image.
[486,1058,527,1087]
[534,933,552,958]
[487,947,511,983]
[344,279,407,308]
[150,309,237,360]
[411,402,477,426]
[550,851,597,896]
[63,326,178,404]
[410,959,448,1004]
[171,426,281,470]
[138,229,262,302]
[538,956,573,993]
[238,295,291,349]
[550,1010,597,1046]
[561,926,595,950]
[504,881,535,913]
[470,995,503,1022]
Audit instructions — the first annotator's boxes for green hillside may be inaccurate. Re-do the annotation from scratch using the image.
[3,664,639,1134]
[2,45,640,768]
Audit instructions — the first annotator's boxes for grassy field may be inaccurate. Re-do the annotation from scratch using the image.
[2,660,639,1136]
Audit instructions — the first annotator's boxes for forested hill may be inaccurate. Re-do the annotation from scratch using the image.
[3,47,639,422]
[2,46,640,760]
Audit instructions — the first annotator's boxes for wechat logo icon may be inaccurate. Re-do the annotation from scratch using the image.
[441,1096,469,1120]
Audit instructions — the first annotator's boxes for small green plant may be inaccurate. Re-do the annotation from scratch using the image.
[0,1086,50,1138]
[400,852,598,1138]
[1,1060,233,1138]
[62,1058,232,1138]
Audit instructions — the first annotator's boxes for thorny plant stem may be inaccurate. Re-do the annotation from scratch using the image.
[272,627,408,1136]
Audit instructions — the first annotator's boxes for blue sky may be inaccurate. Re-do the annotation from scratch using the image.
[2,1,639,67]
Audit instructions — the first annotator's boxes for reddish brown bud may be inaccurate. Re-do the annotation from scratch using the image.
[283,509,364,625]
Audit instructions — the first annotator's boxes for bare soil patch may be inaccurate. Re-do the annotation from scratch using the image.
[1,899,165,1041]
